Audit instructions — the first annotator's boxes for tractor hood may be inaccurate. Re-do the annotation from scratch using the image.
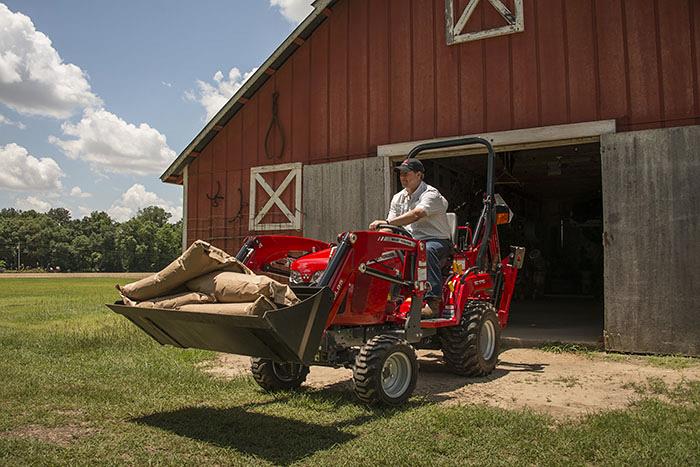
[290,248,331,284]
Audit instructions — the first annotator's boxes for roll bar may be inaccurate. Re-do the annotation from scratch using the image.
[406,137,496,271]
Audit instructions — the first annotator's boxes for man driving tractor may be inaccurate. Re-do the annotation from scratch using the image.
[369,158,452,318]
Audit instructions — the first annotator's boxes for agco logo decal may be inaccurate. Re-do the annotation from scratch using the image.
[378,236,416,248]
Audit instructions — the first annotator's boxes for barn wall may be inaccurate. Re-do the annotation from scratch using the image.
[303,157,387,242]
[187,0,700,251]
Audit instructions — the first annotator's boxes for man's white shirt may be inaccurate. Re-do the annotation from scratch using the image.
[387,181,452,240]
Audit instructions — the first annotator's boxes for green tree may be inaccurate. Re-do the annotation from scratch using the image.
[0,206,181,272]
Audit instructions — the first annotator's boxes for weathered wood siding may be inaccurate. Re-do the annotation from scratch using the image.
[601,126,700,356]
[303,157,387,242]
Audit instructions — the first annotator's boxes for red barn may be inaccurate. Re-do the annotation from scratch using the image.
[161,0,699,356]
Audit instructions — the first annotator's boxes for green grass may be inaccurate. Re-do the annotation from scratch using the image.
[1,278,699,466]
[538,343,700,370]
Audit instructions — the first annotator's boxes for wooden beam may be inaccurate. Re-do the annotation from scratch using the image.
[377,120,617,159]
[293,37,305,46]
[264,68,277,76]
[213,125,224,132]
[238,97,249,104]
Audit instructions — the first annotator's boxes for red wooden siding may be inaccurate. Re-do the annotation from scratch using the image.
[186,0,700,251]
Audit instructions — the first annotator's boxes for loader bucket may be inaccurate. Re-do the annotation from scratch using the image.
[106,287,334,365]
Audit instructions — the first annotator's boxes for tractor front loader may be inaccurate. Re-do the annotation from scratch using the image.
[107,137,525,405]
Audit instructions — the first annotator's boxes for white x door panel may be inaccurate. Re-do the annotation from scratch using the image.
[249,162,302,231]
[445,0,524,45]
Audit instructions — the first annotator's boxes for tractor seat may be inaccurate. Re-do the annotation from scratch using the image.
[439,212,458,277]
[446,212,458,243]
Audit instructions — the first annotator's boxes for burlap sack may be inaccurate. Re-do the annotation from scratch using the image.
[185,271,299,306]
[121,291,215,309]
[117,240,252,301]
[178,296,276,316]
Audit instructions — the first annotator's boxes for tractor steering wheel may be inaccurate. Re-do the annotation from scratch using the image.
[376,224,413,238]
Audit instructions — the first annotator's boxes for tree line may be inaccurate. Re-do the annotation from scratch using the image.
[0,206,182,272]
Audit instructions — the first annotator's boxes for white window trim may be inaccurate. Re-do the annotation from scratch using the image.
[249,162,302,231]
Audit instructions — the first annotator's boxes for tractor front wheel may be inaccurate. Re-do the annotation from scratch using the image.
[250,358,309,391]
[439,301,501,376]
[353,335,418,405]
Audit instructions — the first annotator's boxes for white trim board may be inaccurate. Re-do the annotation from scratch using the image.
[377,120,617,160]
[181,166,188,252]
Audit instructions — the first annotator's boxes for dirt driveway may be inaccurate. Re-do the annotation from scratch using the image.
[204,348,700,418]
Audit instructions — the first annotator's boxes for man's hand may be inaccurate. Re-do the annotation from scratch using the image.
[369,219,388,230]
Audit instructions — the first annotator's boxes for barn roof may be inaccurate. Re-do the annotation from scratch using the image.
[160,0,336,185]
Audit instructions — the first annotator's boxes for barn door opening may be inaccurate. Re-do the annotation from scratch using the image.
[406,142,605,346]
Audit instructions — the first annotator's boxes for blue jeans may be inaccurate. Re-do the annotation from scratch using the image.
[424,238,453,300]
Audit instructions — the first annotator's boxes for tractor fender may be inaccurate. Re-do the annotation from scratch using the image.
[452,271,494,323]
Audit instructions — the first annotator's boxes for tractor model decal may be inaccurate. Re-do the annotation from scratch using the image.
[378,236,416,248]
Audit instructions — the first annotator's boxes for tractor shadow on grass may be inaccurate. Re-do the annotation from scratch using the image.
[134,405,361,465]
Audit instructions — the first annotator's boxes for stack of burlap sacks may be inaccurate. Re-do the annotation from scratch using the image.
[116,240,299,316]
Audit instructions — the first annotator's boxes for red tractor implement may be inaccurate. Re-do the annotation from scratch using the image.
[107,137,525,405]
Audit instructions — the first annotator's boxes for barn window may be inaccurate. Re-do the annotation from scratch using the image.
[249,162,302,231]
[445,0,524,45]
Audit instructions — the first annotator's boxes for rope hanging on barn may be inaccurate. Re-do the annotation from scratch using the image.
[264,92,285,160]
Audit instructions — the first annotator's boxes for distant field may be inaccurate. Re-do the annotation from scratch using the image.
[1,278,699,465]
[0,273,151,278]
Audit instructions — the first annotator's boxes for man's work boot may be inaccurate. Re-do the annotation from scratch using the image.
[421,298,441,319]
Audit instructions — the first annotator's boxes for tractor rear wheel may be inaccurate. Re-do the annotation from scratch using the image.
[439,301,501,376]
[353,335,418,405]
[250,358,309,391]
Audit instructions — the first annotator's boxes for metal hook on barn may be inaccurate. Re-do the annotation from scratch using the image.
[206,181,224,207]
[264,91,286,160]
[228,188,247,224]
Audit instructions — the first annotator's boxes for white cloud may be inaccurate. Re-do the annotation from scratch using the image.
[161,81,172,88]
[70,186,91,198]
[49,108,175,176]
[187,67,257,122]
[15,195,51,212]
[0,143,64,191]
[107,184,182,223]
[0,113,25,129]
[270,0,314,23]
[0,4,101,118]
[77,206,93,218]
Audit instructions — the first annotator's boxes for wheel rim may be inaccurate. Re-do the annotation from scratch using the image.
[272,362,300,382]
[480,319,496,361]
[381,352,412,398]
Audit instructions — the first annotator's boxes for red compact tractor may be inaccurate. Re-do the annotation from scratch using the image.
[108,138,524,405]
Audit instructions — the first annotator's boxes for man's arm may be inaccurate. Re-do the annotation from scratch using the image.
[369,207,426,230]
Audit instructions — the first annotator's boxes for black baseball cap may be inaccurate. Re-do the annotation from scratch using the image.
[395,158,425,173]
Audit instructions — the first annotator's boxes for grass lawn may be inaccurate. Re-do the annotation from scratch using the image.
[1,278,698,466]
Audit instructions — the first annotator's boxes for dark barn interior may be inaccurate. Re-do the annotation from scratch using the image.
[415,143,604,346]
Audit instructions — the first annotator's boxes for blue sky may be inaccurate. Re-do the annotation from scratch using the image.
[0,0,313,222]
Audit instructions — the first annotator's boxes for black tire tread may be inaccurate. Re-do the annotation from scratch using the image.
[439,301,501,377]
[250,358,309,391]
[353,335,418,405]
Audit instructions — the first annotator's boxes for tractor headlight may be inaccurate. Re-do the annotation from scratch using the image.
[311,270,325,284]
[289,270,303,284]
